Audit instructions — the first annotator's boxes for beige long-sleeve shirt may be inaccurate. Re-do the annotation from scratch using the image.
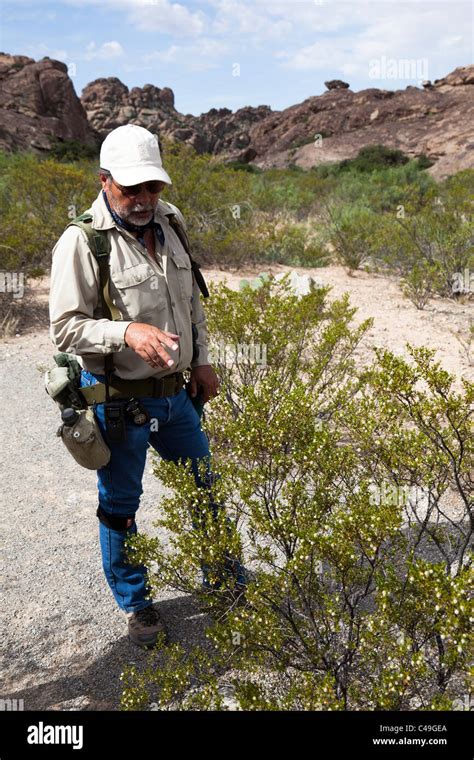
[49,191,209,380]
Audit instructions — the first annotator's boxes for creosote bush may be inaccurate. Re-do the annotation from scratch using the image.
[121,276,473,711]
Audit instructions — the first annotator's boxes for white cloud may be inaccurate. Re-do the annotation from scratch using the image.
[59,0,207,36]
[144,38,229,71]
[339,62,360,76]
[24,42,68,61]
[208,0,352,39]
[272,0,472,83]
[84,41,124,60]
[128,0,207,36]
[190,0,474,70]
[276,40,351,72]
[5,0,471,89]
[210,0,292,41]
[439,35,464,48]
[145,44,181,64]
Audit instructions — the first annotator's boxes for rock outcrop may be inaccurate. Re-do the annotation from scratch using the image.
[0,53,97,152]
[81,77,272,161]
[0,53,473,180]
[79,64,474,178]
[81,77,180,140]
[248,65,474,179]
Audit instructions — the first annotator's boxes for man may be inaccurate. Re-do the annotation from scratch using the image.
[50,125,240,648]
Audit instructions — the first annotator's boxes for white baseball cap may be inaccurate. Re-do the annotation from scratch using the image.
[100,124,172,186]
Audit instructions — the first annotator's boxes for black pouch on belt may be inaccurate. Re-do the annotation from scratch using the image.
[104,402,127,443]
[125,397,150,426]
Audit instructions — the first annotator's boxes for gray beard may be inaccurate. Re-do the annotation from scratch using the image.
[108,193,157,227]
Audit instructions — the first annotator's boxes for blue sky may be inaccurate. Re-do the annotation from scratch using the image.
[1,0,472,116]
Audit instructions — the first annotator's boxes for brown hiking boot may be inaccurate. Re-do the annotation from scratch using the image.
[126,605,168,648]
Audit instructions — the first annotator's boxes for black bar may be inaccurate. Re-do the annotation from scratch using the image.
[0,710,471,758]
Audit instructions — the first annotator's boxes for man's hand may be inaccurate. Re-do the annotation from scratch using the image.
[189,364,219,404]
[124,323,180,369]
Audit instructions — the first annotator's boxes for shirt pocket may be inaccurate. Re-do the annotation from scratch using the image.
[169,250,193,303]
[110,262,166,319]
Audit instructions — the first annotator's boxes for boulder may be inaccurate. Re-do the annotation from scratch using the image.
[0,53,97,152]
[324,79,350,91]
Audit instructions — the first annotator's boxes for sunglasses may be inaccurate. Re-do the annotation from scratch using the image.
[108,176,165,197]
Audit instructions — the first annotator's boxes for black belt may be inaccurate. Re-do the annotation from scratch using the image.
[79,372,184,405]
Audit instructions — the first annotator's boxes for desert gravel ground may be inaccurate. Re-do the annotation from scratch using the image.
[0,265,472,710]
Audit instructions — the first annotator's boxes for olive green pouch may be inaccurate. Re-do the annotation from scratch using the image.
[57,408,111,470]
[44,352,87,410]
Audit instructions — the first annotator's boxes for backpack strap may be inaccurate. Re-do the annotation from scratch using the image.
[165,213,210,299]
[67,214,122,322]
[66,214,117,382]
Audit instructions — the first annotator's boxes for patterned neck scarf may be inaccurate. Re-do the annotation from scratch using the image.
[102,190,165,247]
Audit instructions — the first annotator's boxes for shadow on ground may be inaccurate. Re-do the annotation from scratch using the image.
[5,594,214,711]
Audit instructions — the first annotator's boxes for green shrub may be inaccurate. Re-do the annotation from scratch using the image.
[339,144,410,173]
[160,138,253,224]
[379,187,474,298]
[250,166,336,217]
[120,278,473,711]
[416,153,435,170]
[324,203,384,271]
[0,152,98,272]
[401,262,441,309]
[257,218,330,267]
[49,138,99,162]
[159,139,264,266]
[224,161,262,173]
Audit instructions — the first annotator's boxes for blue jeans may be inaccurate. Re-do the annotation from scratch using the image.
[80,370,213,613]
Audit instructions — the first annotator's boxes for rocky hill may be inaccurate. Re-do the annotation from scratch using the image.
[0,53,96,152]
[254,67,474,179]
[81,76,272,161]
[1,52,473,179]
